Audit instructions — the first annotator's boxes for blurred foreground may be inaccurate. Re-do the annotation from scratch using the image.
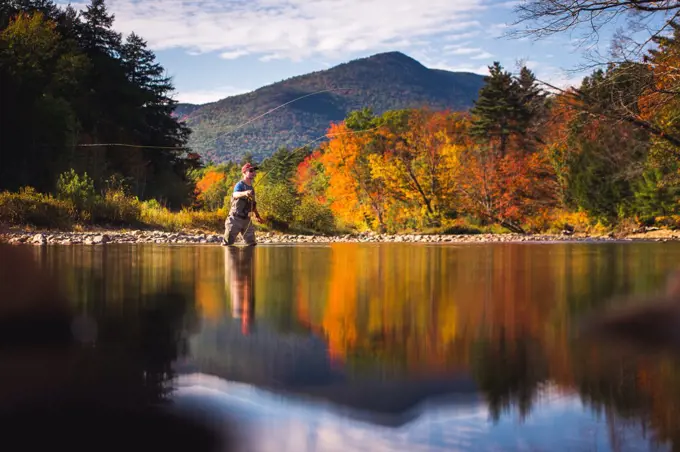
[0,244,235,451]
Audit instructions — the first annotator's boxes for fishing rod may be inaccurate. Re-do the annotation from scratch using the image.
[238,124,384,235]
[74,87,353,151]
[254,124,382,187]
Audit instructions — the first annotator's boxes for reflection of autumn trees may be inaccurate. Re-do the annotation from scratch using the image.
[568,345,680,449]
[290,242,680,448]
[471,333,548,422]
[30,246,203,406]
[33,244,680,448]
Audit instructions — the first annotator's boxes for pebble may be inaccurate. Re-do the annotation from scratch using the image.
[0,228,674,246]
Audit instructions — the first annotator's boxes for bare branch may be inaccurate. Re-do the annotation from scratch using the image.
[507,0,680,61]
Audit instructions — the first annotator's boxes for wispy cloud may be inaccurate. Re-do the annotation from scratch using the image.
[219,50,249,60]
[173,85,249,104]
[444,45,485,56]
[65,0,488,61]
[470,51,494,60]
[443,31,482,42]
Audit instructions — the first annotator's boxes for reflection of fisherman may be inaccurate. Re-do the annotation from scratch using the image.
[225,246,255,335]
[223,163,263,246]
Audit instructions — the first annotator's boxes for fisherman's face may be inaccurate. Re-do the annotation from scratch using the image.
[244,168,256,182]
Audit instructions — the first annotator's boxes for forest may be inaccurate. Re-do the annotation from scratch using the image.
[2,0,680,236]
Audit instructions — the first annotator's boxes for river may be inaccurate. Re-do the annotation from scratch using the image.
[19,241,680,451]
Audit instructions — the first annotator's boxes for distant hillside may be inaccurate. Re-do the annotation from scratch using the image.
[176,51,486,163]
[174,103,201,118]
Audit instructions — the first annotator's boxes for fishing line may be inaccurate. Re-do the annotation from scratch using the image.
[254,124,383,187]
[75,87,353,150]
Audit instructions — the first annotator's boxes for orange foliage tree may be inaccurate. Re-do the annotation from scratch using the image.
[369,109,464,227]
[456,141,557,233]
[195,169,227,210]
[319,122,389,231]
[539,94,581,207]
[294,149,328,204]
[638,22,680,161]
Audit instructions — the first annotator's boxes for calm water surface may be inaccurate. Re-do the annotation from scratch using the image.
[28,242,680,451]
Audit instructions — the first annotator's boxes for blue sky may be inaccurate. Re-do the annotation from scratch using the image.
[60,0,638,104]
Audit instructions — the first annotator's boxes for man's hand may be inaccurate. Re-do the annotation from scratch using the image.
[235,190,253,199]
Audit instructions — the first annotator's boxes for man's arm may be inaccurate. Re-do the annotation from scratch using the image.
[252,203,263,222]
[250,189,263,221]
[233,190,252,199]
[232,181,253,199]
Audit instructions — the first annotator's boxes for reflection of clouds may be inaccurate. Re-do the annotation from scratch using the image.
[174,374,668,452]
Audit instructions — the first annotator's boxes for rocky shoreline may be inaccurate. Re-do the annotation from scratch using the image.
[1,227,679,246]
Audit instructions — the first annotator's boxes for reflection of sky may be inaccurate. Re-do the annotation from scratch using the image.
[173,374,669,452]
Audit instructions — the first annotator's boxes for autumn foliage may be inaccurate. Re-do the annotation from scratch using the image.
[276,36,680,235]
[291,102,561,234]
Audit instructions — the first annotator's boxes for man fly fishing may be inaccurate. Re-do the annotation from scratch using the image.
[223,163,263,246]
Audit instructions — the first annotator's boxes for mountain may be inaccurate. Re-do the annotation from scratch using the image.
[174,103,201,118]
[176,51,487,163]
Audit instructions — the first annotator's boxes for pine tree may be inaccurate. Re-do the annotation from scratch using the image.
[0,0,199,206]
[515,67,547,139]
[80,0,120,55]
[470,62,523,157]
[470,62,548,157]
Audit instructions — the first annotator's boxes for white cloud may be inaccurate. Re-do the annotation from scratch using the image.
[445,45,484,56]
[62,0,488,61]
[541,69,586,91]
[219,50,249,60]
[424,59,491,75]
[443,31,482,41]
[173,85,250,104]
[470,51,494,60]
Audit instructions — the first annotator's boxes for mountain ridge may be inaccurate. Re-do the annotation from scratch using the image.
[176,51,487,163]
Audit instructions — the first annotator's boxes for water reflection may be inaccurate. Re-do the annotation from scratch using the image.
[10,242,680,451]
[225,247,255,335]
[0,244,231,451]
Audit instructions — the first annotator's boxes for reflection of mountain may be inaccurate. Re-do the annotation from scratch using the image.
[179,317,335,388]
[176,316,479,427]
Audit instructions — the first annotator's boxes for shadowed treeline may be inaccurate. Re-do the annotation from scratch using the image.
[0,244,237,451]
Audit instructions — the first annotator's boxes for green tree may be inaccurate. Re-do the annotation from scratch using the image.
[633,168,680,223]
[470,62,546,156]
[470,62,522,157]
[0,0,198,208]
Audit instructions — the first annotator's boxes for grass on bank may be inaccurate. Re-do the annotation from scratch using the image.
[0,187,223,233]
[0,187,344,235]
[1,186,675,237]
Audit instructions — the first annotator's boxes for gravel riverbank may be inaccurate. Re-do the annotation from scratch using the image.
[1,228,679,246]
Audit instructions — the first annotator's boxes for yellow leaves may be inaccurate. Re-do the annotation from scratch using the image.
[1,12,59,77]
[319,122,388,230]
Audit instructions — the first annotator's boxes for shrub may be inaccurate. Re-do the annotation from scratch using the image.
[56,169,97,216]
[256,182,297,228]
[0,187,72,228]
[93,189,142,226]
[292,197,336,234]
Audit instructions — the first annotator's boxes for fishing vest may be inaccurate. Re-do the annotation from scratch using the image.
[229,183,255,219]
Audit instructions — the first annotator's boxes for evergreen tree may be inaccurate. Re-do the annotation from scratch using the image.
[470,62,520,156]
[80,0,120,55]
[0,0,197,207]
[633,167,680,222]
[515,66,547,144]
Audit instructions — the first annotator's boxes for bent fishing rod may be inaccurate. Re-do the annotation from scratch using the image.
[75,87,355,151]
[239,124,383,233]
